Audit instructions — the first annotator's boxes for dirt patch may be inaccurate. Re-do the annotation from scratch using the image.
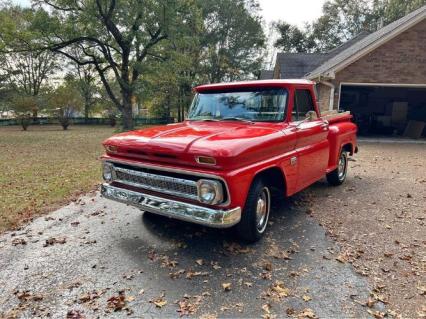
[304,142,426,318]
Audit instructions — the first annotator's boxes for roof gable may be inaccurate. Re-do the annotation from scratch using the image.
[307,5,426,79]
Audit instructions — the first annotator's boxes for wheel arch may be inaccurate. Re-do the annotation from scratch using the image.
[252,166,287,195]
[341,142,355,155]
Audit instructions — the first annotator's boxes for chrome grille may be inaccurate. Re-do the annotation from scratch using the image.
[113,166,198,200]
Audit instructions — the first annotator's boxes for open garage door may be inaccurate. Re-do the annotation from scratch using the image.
[339,84,426,138]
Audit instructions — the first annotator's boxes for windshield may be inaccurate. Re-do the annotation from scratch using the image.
[188,88,288,122]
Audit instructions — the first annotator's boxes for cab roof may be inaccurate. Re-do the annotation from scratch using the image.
[194,79,315,92]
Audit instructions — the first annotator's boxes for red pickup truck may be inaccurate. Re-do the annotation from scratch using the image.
[101,80,357,242]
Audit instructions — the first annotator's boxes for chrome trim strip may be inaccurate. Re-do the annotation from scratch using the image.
[102,157,231,206]
[113,166,199,201]
[101,184,241,228]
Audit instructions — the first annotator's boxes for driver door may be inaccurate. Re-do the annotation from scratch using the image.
[292,88,329,190]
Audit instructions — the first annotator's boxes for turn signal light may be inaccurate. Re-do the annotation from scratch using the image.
[196,156,216,165]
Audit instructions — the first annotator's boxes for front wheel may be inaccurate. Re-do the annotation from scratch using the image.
[327,151,348,186]
[236,178,271,243]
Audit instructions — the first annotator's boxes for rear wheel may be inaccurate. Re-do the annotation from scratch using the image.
[327,151,348,186]
[236,177,271,243]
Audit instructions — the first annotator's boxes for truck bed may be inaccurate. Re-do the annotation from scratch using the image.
[321,111,352,124]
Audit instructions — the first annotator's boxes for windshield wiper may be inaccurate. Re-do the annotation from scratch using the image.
[221,117,254,123]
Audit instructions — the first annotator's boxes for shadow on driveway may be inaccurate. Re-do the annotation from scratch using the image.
[0,190,379,318]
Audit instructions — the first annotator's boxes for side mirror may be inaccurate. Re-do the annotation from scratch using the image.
[296,110,317,128]
[306,110,317,121]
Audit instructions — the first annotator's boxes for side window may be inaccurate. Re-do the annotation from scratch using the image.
[293,89,316,121]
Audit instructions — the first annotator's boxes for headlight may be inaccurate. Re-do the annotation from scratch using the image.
[197,179,223,204]
[102,162,114,182]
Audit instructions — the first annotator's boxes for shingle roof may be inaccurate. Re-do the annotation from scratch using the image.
[259,70,274,80]
[307,5,426,79]
[276,53,328,79]
[275,31,370,79]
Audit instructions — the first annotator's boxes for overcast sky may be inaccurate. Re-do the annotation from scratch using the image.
[12,0,326,27]
[259,0,326,27]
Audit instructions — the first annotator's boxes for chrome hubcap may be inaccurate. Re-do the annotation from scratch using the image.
[338,153,347,180]
[255,187,270,233]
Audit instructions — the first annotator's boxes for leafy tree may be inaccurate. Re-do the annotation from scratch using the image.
[0,6,57,118]
[274,0,426,53]
[142,0,266,121]
[47,84,83,130]
[9,95,38,130]
[199,0,265,82]
[373,0,426,25]
[25,0,198,130]
[140,2,203,122]
[273,22,316,53]
[65,62,99,121]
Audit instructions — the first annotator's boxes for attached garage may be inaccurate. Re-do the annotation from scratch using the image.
[306,6,426,138]
[339,84,426,137]
[265,6,426,137]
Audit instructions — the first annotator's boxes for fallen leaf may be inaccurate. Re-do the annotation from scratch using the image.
[14,290,31,301]
[195,259,204,266]
[367,309,385,319]
[298,308,316,318]
[11,238,27,246]
[223,241,252,254]
[150,294,167,308]
[126,296,135,302]
[267,281,290,299]
[78,290,101,303]
[417,285,426,295]
[302,295,312,302]
[43,237,66,247]
[222,283,232,291]
[107,291,126,311]
[66,309,85,319]
[336,252,349,263]
[176,295,202,316]
[263,261,273,271]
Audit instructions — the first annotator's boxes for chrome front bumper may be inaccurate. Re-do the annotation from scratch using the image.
[101,184,241,228]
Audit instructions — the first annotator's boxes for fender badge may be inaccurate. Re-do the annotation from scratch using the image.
[290,156,297,166]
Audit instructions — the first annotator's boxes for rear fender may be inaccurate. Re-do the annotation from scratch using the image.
[327,122,357,172]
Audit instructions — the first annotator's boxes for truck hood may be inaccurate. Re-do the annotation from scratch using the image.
[103,121,290,169]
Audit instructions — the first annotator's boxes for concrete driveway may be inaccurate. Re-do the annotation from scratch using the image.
[0,188,381,318]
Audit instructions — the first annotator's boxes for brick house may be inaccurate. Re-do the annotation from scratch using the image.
[262,5,426,136]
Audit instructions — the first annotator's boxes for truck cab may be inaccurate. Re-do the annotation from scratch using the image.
[101,80,357,242]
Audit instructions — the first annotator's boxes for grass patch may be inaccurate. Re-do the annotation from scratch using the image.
[0,125,117,232]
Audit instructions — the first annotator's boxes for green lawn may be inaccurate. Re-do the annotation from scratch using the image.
[0,125,116,233]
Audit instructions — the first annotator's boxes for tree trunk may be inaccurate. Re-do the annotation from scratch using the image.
[122,93,134,131]
[84,101,89,123]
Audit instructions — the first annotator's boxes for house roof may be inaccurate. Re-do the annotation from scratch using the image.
[307,5,426,79]
[273,31,370,79]
[259,70,274,80]
[275,53,329,79]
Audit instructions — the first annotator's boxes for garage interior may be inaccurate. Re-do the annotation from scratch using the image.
[339,85,426,138]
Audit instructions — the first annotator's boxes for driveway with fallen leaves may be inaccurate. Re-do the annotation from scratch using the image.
[0,142,423,318]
